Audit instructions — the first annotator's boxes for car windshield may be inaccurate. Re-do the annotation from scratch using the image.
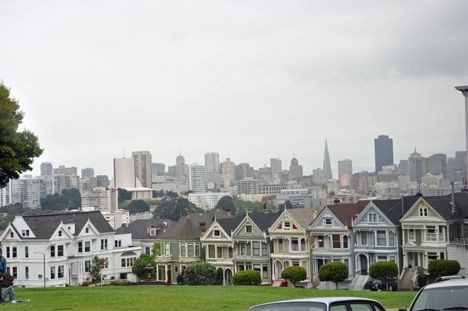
[249,302,326,311]
[411,285,468,311]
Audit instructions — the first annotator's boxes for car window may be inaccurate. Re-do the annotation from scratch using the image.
[411,286,468,311]
[330,304,347,311]
[349,304,373,311]
[249,302,326,311]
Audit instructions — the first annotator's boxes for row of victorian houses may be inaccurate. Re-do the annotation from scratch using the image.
[1,192,467,288]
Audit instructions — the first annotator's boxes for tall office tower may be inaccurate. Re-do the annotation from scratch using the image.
[189,164,207,193]
[313,168,324,184]
[10,175,55,208]
[270,158,282,175]
[53,165,78,175]
[432,153,447,165]
[132,151,152,188]
[222,158,236,181]
[205,152,219,174]
[40,162,53,176]
[289,157,303,181]
[81,167,95,178]
[374,135,394,173]
[455,85,468,177]
[455,151,467,174]
[152,163,165,177]
[235,163,253,180]
[323,139,333,181]
[338,159,353,180]
[408,150,446,183]
[176,154,185,177]
[167,165,176,176]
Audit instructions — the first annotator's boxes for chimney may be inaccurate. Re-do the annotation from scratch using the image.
[199,222,206,233]
[114,210,122,230]
[225,208,233,216]
[334,198,340,204]
[451,182,457,217]
[263,203,269,214]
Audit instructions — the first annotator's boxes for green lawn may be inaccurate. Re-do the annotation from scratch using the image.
[9,285,416,311]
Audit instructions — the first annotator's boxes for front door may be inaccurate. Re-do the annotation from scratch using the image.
[360,254,368,274]
[167,269,172,284]
[274,261,282,280]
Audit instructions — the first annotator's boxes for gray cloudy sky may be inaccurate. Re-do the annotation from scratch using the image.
[2,1,468,178]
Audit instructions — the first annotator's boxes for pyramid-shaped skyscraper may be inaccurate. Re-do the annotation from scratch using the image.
[323,139,333,181]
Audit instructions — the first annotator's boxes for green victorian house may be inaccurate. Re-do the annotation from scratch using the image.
[155,209,232,284]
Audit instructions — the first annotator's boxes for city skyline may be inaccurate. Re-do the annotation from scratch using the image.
[1,2,468,178]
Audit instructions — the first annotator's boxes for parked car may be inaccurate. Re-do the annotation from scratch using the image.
[248,297,386,311]
[399,277,468,311]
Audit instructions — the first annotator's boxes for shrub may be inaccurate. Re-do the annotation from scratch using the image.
[81,282,91,287]
[364,281,373,289]
[183,261,216,285]
[390,282,398,291]
[132,254,157,280]
[281,266,307,287]
[417,274,427,287]
[233,270,261,285]
[176,269,185,285]
[369,261,398,290]
[212,268,223,285]
[318,262,348,289]
[428,259,461,277]
[1,273,13,288]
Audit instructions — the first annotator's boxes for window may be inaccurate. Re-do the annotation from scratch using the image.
[57,245,64,257]
[343,236,348,249]
[262,265,268,279]
[390,256,396,263]
[25,267,29,280]
[369,214,377,223]
[253,242,260,256]
[253,264,261,272]
[325,219,332,225]
[12,267,17,279]
[419,208,428,217]
[378,256,387,262]
[10,232,13,238]
[50,266,55,279]
[150,228,156,236]
[246,225,252,233]
[85,227,89,233]
[145,247,150,255]
[121,258,126,267]
[301,239,306,251]
[284,221,291,229]
[101,239,108,250]
[195,244,199,256]
[427,226,436,241]
[209,245,215,258]
[318,236,324,247]
[362,232,367,245]
[439,226,444,241]
[409,229,415,241]
[262,243,267,256]
[58,266,64,278]
[58,230,62,237]
[428,252,437,260]
[165,243,170,255]
[389,232,395,246]
[22,230,29,237]
[240,242,246,255]
[79,241,83,253]
[217,247,222,258]
[50,245,55,257]
[229,247,233,258]
[344,259,349,268]
[291,238,299,251]
[25,246,29,258]
[12,246,17,258]
[278,239,284,251]
[181,244,186,257]
[85,260,90,272]
[188,244,194,257]
[377,231,386,246]
[214,230,220,237]
[333,235,341,248]
[6,247,10,258]
[85,241,90,252]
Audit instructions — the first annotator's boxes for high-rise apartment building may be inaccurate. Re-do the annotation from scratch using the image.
[53,165,78,176]
[289,158,303,181]
[338,159,353,180]
[176,155,185,177]
[81,167,95,178]
[189,164,206,193]
[132,151,152,188]
[40,162,53,176]
[313,168,324,184]
[323,140,333,181]
[235,163,253,180]
[205,152,219,174]
[9,175,55,208]
[270,158,282,175]
[152,163,165,177]
[237,178,261,194]
[374,135,394,173]
[222,158,236,181]
[54,175,80,194]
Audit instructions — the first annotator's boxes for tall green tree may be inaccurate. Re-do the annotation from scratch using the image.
[153,197,200,222]
[318,262,348,289]
[117,188,132,203]
[215,195,236,215]
[40,188,81,211]
[0,82,43,187]
[90,256,105,282]
[132,254,156,280]
[127,199,150,214]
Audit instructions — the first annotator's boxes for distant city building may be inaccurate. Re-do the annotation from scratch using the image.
[374,135,394,172]
[81,167,94,178]
[152,163,165,177]
[399,160,409,170]
[188,192,231,210]
[8,175,55,208]
[167,165,176,176]
[237,178,261,195]
[408,150,446,183]
[53,165,77,176]
[54,174,80,194]
[206,174,223,189]
[270,158,282,175]
[40,162,53,176]
[338,159,352,180]
[323,139,333,181]
[93,175,109,188]
[205,152,219,174]
[432,153,447,165]
[455,151,467,175]
[235,163,253,181]
[340,174,351,187]
[108,158,152,200]
[222,158,236,181]
[189,164,207,193]
[132,151,152,188]
[289,157,303,181]
[81,188,118,211]
[176,154,185,177]
[313,168,324,185]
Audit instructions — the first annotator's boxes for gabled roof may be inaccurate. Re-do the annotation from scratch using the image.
[419,193,468,221]
[116,219,175,239]
[327,201,368,228]
[247,212,281,234]
[22,211,114,239]
[216,217,244,237]
[287,207,323,229]
[159,209,232,240]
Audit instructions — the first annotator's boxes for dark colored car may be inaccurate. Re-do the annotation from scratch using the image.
[399,277,468,311]
[248,297,386,311]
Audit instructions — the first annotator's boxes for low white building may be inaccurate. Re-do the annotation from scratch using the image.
[101,210,130,229]
[188,192,232,210]
[0,211,141,287]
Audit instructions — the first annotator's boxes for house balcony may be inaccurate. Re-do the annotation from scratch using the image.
[156,255,172,262]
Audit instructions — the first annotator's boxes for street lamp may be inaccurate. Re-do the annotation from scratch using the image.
[310,238,322,288]
[34,251,46,287]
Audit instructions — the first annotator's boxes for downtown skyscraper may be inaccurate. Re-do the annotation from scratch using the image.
[374,135,394,172]
[323,139,333,181]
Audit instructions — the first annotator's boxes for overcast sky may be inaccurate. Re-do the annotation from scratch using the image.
[2,1,468,178]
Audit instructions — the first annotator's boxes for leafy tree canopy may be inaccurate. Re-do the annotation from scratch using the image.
[318,262,348,289]
[369,261,398,290]
[0,82,43,187]
[127,199,150,214]
[132,254,156,280]
[232,195,276,216]
[428,259,461,277]
[40,188,81,211]
[152,242,161,256]
[153,197,200,222]
[215,195,236,215]
[279,200,296,212]
[281,266,307,287]
[117,188,132,203]
[90,256,105,282]
[183,261,216,285]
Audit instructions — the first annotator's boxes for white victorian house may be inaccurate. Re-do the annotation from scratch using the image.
[0,211,141,287]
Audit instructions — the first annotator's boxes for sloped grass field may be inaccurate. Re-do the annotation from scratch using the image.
[9,286,417,311]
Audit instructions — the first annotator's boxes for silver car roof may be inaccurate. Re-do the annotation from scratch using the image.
[250,297,380,308]
[423,278,468,289]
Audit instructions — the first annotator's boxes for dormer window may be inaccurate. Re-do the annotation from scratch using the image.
[22,230,29,237]
[85,227,89,233]
[325,219,332,225]
[246,225,252,233]
[150,228,156,236]
[419,208,428,217]
[10,232,13,238]
[214,230,220,237]
[284,221,291,229]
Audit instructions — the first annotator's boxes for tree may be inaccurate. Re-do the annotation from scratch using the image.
[153,197,200,222]
[127,199,150,214]
[183,261,216,285]
[279,200,296,212]
[318,262,348,289]
[117,188,132,204]
[40,188,81,211]
[132,254,156,280]
[281,266,307,287]
[369,261,398,290]
[0,82,43,188]
[152,242,162,256]
[215,196,236,215]
[329,191,336,197]
[428,259,461,277]
[89,256,105,282]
